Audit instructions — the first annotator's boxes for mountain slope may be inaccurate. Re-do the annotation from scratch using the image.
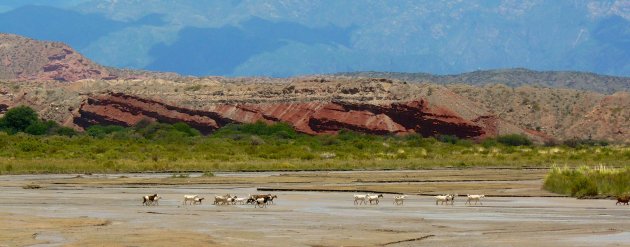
[445,84,629,142]
[0,33,115,81]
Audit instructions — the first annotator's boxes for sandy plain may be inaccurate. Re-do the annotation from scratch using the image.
[0,169,628,247]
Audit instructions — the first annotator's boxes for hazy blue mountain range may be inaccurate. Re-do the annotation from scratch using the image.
[0,0,629,77]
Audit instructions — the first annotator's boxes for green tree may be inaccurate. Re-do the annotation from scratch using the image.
[0,106,39,134]
[24,121,48,135]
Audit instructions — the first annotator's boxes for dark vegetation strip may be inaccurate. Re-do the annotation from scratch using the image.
[0,106,627,175]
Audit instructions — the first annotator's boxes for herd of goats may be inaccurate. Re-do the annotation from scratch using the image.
[352,193,484,206]
[142,193,279,208]
[140,193,488,207]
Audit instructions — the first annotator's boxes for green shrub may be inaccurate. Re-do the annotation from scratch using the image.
[250,135,265,145]
[172,122,201,137]
[403,133,430,147]
[437,135,458,144]
[563,138,609,148]
[133,118,153,130]
[338,130,363,141]
[17,140,39,152]
[571,176,598,198]
[456,139,473,147]
[25,121,49,135]
[87,125,126,138]
[0,106,39,133]
[544,166,630,198]
[225,121,298,138]
[318,135,339,146]
[481,138,498,148]
[497,134,532,146]
[52,126,78,137]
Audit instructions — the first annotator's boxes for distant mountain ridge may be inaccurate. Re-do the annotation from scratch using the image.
[0,33,116,81]
[0,1,628,77]
[0,33,177,82]
[336,69,630,94]
[2,32,628,95]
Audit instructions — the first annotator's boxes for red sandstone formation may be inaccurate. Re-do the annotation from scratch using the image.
[75,92,488,138]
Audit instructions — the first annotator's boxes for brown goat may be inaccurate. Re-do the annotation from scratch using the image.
[616,196,629,205]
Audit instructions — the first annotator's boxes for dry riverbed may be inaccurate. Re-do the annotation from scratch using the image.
[0,169,628,246]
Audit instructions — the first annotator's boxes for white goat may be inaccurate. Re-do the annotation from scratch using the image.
[226,196,238,205]
[393,195,407,205]
[213,195,229,205]
[354,194,368,205]
[193,197,205,205]
[367,194,384,205]
[435,194,454,205]
[183,195,199,205]
[152,195,162,206]
[234,197,247,205]
[465,194,485,205]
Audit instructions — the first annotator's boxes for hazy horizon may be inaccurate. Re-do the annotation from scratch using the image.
[1,0,628,77]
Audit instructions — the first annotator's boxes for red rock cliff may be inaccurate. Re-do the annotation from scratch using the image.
[75,92,486,138]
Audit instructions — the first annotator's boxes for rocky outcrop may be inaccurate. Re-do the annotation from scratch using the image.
[75,92,489,138]
[75,93,222,133]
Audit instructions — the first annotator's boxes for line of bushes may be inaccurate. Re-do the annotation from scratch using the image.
[86,119,201,140]
[543,165,630,198]
[0,106,614,147]
[0,106,628,174]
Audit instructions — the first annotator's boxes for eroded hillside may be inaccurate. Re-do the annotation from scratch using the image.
[447,84,629,142]
[2,76,627,142]
[0,33,116,81]
[1,33,627,143]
